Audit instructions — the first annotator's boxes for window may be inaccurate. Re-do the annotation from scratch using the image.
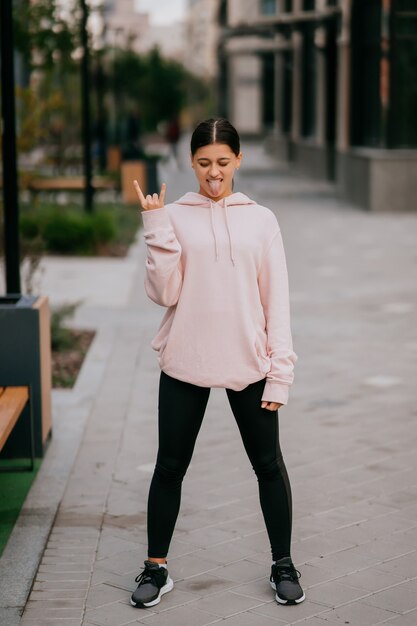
[261,0,277,15]
[388,0,417,146]
[301,23,317,137]
[262,53,275,129]
[282,49,293,133]
[303,0,315,9]
[219,0,228,26]
[350,0,382,147]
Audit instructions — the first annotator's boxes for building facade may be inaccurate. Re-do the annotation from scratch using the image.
[218,0,417,211]
[141,22,187,64]
[186,0,220,78]
[101,1,186,61]
[102,0,150,52]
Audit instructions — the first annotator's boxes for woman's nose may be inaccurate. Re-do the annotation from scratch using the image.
[209,165,220,177]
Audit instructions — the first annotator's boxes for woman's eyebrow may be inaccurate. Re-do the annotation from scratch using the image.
[197,157,231,162]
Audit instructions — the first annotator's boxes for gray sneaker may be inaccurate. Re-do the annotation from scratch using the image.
[130,560,174,608]
[270,557,305,605]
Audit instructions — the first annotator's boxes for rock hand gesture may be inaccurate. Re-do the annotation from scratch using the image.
[133,180,166,211]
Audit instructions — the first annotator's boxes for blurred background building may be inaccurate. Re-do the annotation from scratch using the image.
[103,0,186,62]
[103,0,150,52]
[217,0,417,212]
[185,0,220,78]
[141,21,187,63]
[5,0,417,212]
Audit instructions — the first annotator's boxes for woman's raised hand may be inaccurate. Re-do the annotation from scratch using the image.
[134,180,166,211]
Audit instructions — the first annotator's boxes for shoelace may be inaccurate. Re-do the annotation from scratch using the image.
[272,564,302,582]
[135,565,159,585]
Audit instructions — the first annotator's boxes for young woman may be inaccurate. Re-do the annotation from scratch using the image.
[131,118,304,609]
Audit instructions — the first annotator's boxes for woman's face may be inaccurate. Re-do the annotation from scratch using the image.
[190,143,243,201]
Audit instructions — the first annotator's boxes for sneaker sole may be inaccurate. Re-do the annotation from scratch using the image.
[130,576,174,608]
[270,580,305,605]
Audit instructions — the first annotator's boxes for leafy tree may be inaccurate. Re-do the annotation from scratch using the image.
[11,0,82,170]
[110,46,209,133]
[15,87,65,153]
[13,0,77,72]
[9,1,210,170]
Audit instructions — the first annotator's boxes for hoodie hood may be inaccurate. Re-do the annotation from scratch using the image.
[174,191,256,207]
[174,192,256,265]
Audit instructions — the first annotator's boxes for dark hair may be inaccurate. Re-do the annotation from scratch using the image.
[190,118,240,156]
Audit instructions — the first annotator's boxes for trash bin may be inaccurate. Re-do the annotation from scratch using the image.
[107,145,122,173]
[121,156,160,205]
[0,294,52,458]
[121,160,147,205]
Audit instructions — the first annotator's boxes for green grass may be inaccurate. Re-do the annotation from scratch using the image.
[0,459,41,556]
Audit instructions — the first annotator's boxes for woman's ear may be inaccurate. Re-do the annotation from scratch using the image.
[190,152,194,168]
[236,151,243,169]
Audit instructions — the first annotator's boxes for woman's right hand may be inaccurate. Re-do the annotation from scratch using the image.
[133,180,166,211]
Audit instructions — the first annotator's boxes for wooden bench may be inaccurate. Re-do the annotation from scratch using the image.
[0,386,34,471]
[27,176,118,200]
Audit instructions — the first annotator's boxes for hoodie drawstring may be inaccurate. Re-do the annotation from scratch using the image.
[224,201,235,266]
[210,199,235,266]
[210,200,219,262]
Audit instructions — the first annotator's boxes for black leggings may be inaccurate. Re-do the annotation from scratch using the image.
[147,370,293,562]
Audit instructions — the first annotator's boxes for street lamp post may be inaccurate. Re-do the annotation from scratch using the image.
[80,0,94,213]
[1,0,21,294]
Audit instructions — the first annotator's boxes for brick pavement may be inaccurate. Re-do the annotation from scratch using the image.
[19,143,417,625]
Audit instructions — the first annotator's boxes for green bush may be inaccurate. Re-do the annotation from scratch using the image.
[91,211,116,245]
[20,213,41,239]
[20,208,117,254]
[43,212,95,253]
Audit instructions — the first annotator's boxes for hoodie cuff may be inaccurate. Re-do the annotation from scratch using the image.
[261,381,289,406]
[141,207,171,232]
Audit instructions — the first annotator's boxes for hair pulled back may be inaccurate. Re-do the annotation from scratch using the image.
[190,118,240,156]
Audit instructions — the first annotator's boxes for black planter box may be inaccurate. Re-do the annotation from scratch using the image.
[0,294,52,458]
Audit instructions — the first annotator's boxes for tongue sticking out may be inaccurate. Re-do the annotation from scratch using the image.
[208,179,222,197]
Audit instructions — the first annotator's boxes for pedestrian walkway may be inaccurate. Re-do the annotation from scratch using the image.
[5,138,417,625]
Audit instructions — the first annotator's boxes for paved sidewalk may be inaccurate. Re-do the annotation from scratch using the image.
[12,141,417,625]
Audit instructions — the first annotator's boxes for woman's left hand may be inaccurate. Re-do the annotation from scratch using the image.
[261,401,282,411]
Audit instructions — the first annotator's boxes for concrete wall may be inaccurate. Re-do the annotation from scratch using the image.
[290,140,330,181]
[264,134,292,162]
[337,150,371,211]
[337,149,417,212]
[371,152,417,212]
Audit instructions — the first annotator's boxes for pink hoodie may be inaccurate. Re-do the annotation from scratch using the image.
[141,191,298,405]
